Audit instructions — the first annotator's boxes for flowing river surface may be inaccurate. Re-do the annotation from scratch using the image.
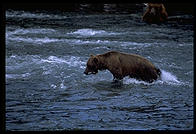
[6,9,193,130]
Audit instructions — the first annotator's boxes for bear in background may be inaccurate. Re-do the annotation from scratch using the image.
[84,51,161,83]
[142,3,168,24]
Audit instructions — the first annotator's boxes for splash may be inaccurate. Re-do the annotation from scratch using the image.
[160,70,180,83]
[123,70,182,86]
[123,77,151,85]
[60,80,67,89]
[155,69,183,86]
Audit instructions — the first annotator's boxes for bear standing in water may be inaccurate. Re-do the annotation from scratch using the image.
[142,3,168,24]
[84,51,161,83]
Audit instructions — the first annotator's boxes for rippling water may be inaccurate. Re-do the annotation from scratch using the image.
[6,9,193,130]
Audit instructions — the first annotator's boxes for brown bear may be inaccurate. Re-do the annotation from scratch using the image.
[142,3,168,24]
[84,51,161,83]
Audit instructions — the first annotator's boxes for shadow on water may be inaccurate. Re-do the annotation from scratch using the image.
[90,77,155,93]
[92,80,133,91]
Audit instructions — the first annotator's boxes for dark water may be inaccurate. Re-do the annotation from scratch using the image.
[6,9,193,130]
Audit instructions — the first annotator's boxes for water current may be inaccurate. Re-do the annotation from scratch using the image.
[5,9,193,130]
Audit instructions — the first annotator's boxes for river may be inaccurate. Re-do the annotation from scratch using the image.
[5,9,193,130]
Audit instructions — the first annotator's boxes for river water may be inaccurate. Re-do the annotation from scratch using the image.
[5,9,193,130]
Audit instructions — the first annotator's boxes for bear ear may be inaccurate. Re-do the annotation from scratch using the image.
[93,57,99,64]
[90,54,94,57]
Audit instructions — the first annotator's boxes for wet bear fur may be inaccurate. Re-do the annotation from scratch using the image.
[84,51,161,83]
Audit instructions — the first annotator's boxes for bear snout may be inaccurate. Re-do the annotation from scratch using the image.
[84,68,98,75]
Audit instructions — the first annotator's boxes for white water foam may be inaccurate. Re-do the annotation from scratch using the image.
[64,56,86,69]
[6,10,67,19]
[50,84,57,89]
[65,39,151,49]
[60,80,67,89]
[7,28,56,36]
[6,28,60,45]
[155,70,183,86]
[6,73,31,79]
[41,56,86,69]
[6,29,151,47]
[123,77,151,85]
[41,56,67,64]
[160,70,180,83]
[123,70,182,86]
[68,28,120,36]
[7,36,62,45]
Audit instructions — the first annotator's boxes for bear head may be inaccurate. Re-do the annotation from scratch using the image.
[84,55,99,75]
[143,3,168,23]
